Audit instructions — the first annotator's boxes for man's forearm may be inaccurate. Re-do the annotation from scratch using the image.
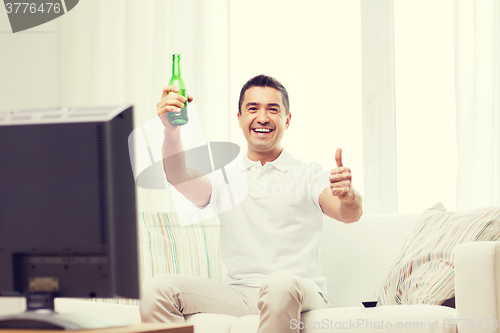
[162,129,191,186]
[339,189,363,223]
[161,129,212,207]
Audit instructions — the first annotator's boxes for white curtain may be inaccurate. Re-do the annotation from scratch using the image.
[58,0,230,212]
[360,0,397,214]
[454,0,500,210]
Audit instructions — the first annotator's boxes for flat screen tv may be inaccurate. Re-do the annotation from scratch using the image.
[0,104,139,330]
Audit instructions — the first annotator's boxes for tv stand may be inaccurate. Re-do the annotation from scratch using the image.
[0,293,129,330]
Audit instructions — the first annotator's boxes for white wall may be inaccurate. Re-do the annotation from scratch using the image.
[0,9,60,111]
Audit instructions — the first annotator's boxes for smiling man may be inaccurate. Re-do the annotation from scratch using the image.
[140,75,363,333]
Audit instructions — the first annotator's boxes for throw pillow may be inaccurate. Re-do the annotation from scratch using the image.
[138,211,222,282]
[93,210,222,305]
[374,202,500,305]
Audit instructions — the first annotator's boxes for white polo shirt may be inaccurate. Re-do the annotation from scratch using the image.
[206,149,330,295]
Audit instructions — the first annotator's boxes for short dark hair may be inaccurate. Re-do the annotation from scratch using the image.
[238,75,290,115]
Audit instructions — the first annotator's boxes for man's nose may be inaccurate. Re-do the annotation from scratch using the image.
[256,109,269,123]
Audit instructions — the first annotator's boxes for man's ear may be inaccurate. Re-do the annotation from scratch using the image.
[238,111,242,129]
[285,112,291,129]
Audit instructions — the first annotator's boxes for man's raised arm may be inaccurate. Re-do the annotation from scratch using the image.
[157,86,212,208]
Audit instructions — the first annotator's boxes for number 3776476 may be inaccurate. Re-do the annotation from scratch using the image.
[5,2,61,14]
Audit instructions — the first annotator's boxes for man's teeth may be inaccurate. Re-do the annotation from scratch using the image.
[253,128,272,133]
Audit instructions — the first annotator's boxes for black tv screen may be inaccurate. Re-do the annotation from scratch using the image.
[0,104,139,300]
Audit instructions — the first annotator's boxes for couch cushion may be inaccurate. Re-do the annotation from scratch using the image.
[55,298,141,324]
[322,213,419,307]
[299,304,456,333]
[185,313,237,333]
[213,305,456,333]
[226,315,259,333]
[374,203,500,305]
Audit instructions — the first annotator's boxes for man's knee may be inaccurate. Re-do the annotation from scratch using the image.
[261,272,301,294]
[141,274,180,299]
[139,274,183,319]
[258,272,302,310]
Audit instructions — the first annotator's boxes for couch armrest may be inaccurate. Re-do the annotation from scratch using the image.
[455,241,500,333]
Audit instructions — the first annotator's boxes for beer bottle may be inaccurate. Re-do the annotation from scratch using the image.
[167,54,188,126]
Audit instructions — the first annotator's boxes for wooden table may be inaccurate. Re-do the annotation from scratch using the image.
[0,323,193,333]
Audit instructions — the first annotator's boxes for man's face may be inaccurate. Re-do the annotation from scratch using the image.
[238,86,291,157]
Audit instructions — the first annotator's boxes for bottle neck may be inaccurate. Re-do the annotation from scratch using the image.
[172,55,182,77]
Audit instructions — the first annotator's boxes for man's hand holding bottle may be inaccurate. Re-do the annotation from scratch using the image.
[157,85,193,132]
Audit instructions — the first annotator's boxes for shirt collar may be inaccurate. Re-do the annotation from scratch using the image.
[240,149,293,172]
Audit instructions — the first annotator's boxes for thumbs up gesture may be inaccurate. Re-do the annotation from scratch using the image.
[330,148,355,202]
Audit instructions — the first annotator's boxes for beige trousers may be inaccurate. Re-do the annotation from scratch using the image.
[139,271,329,333]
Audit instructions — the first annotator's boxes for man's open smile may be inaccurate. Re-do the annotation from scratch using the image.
[252,127,274,135]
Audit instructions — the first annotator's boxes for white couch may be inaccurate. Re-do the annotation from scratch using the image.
[2,213,499,333]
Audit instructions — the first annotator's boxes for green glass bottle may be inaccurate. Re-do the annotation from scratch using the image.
[167,54,189,126]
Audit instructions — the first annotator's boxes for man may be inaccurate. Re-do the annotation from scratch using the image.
[140,75,363,332]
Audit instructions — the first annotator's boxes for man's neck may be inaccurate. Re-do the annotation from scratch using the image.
[247,147,283,166]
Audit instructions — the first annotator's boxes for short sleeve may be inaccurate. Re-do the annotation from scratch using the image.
[203,160,247,216]
[202,170,228,215]
[309,162,330,210]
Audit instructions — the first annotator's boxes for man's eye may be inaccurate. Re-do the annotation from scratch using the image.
[248,107,257,112]
[269,108,279,113]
